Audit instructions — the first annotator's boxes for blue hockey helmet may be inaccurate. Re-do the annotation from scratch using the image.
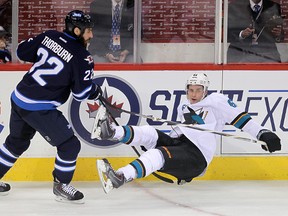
[65,10,94,37]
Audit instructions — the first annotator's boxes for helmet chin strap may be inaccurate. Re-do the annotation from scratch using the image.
[201,90,208,101]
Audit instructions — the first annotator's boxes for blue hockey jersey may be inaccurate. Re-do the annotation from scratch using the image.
[0,49,11,63]
[13,30,95,111]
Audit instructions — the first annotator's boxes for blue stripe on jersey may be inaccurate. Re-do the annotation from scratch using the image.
[11,90,60,111]
[232,113,251,129]
[72,85,92,101]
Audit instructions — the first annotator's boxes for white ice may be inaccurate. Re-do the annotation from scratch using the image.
[1,180,288,216]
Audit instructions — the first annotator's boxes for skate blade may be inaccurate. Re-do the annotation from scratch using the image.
[54,195,85,204]
[97,159,114,194]
[90,105,106,140]
[91,124,101,140]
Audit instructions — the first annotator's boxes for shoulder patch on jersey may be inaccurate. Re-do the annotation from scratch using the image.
[85,55,94,64]
[227,99,237,108]
[181,104,187,111]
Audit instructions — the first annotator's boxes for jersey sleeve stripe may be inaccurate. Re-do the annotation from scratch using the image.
[72,85,92,101]
[230,112,252,129]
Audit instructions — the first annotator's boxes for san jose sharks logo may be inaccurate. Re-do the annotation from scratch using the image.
[182,105,206,125]
[69,75,141,148]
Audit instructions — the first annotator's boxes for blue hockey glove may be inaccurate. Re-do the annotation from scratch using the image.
[257,129,281,153]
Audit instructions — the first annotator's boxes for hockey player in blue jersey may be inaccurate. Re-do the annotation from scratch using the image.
[94,72,281,193]
[0,10,102,203]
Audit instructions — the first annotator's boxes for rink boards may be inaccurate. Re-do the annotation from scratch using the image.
[0,66,287,180]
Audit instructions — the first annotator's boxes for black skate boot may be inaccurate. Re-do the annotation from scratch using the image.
[53,178,84,204]
[91,105,116,140]
[0,182,11,195]
[97,158,126,193]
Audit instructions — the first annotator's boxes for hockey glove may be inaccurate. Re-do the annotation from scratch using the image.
[257,129,281,153]
[88,84,103,100]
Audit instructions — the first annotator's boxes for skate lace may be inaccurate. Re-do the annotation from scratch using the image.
[0,182,7,187]
[61,184,78,196]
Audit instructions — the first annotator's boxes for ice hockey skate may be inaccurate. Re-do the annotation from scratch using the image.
[91,105,115,140]
[97,158,126,194]
[53,178,84,204]
[0,182,10,196]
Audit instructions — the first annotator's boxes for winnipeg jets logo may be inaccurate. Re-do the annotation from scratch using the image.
[86,89,124,120]
[72,12,83,18]
[69,75,141,148]
[84,55,94,64]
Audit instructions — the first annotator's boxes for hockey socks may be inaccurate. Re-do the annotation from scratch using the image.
[118,149,165,180]
[0,144,18,177]
[118,125,158,150]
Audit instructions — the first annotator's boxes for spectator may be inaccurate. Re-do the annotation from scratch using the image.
[89,0,134,63]
[227,0,284,63]
[0,26,11,63]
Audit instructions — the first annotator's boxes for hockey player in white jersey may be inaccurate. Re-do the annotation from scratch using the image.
[95,72,281,193]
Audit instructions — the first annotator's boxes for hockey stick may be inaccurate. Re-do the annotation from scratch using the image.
[96,97,175,184]
[98,96,267,147]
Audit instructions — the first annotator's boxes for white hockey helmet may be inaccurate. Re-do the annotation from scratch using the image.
[186,73,210,92]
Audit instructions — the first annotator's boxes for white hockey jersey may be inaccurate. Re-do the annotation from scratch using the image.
[170,92,264,165]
